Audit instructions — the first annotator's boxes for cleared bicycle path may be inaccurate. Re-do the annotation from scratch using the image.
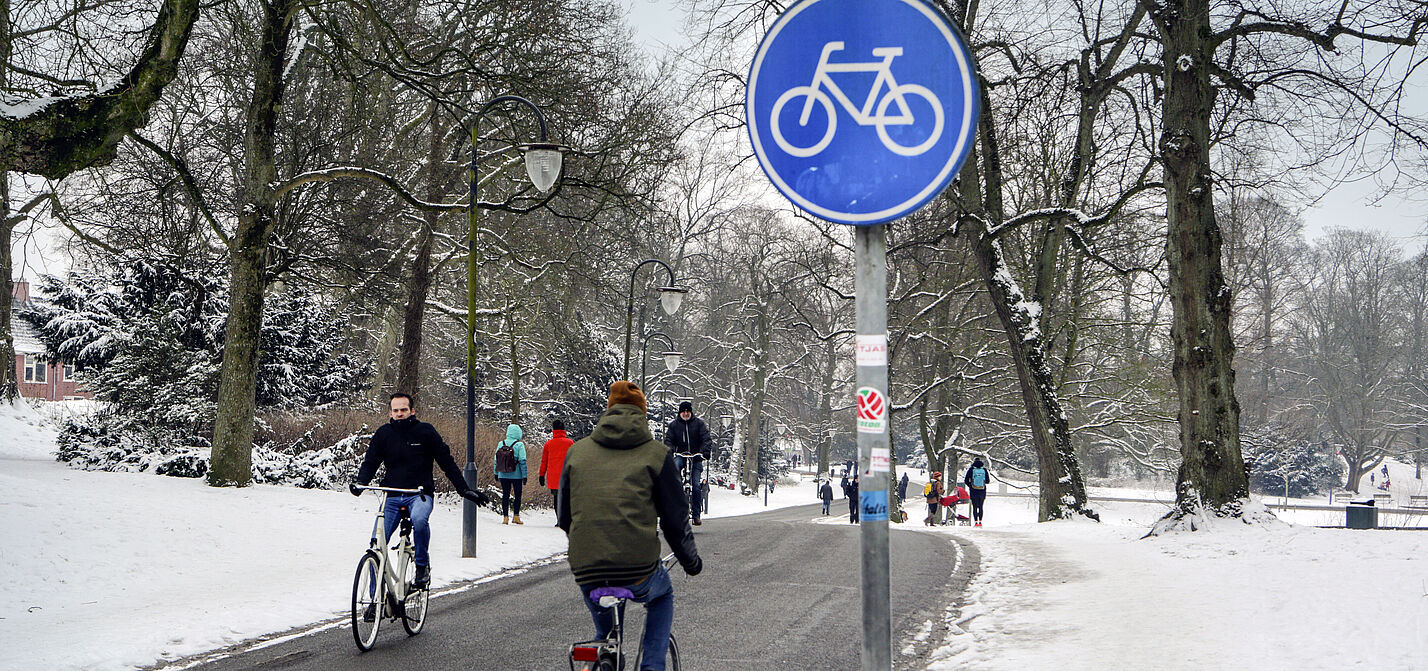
[172,501,969,671]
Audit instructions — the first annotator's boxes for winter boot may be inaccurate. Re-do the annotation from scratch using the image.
[502,515,509,524]
[512,515,523,525]
[413,564,431,588]
[363,603,377,622]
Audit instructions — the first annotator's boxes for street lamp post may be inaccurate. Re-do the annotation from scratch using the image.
[638,331,681,390]
[464,95,565,558]
[622,259,687,381]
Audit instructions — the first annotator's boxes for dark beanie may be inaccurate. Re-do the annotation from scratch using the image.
[552,419,564,431]
[679,401,693,413]
[607,381,647,412]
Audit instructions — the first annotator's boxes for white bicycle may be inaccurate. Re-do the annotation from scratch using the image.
[771,41,945,158]
[351,485,430,651]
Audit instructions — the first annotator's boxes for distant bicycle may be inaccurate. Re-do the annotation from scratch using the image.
[568,555,682,671]
[350,485,430,651]
[672,452,706,521]
[770,40,945,158]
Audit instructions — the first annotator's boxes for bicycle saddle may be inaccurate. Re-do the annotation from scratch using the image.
[588,587,636,603]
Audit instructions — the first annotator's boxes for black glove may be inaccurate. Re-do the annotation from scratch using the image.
[461,489,490,506]
[349,482,362,496]
[538,475,546,488]
[681,555,703,577]
[521,477,527,485]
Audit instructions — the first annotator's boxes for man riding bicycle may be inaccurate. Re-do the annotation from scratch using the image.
[559,381,702,671]
[351,393,488,588]
[663,400,712,525]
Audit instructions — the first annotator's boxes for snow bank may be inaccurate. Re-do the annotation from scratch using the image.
[0,399,58,460]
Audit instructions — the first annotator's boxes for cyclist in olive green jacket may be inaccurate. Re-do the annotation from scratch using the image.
[558,381,701,671]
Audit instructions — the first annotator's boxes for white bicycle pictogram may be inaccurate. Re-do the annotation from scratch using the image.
[770,41,945,158]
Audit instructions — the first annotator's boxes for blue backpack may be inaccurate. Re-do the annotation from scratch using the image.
[971,467,987,488]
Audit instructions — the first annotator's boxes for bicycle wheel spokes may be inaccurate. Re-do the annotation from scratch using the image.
[401,553,429,635]
[351,552,382,651]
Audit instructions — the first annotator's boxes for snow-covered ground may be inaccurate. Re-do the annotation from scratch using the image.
[6,402,1427,671]
[914,482,1428,670]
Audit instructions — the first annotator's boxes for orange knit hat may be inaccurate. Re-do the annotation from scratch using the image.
[607,381,647,412]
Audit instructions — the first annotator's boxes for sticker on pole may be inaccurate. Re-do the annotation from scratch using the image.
[860,489,889,521]
[856,386,887,433]
[855,334,887,366]
[745,0,981,225]
[870,447,890,472]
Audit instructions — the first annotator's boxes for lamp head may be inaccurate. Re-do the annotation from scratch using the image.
[662,351,683,373]
[658,286,688,315]
[520,143,565,192]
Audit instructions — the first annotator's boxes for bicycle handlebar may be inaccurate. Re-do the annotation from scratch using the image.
[355,485,427,496]
[660,553,678,571]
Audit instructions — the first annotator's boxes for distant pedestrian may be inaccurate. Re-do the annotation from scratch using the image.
[844,475,860,523]
[964,459,990,526]
[539,419,573,525]
[923,471,944,526]
[897,472,909,501]
[820,479,834,515]
[495,423,528,524]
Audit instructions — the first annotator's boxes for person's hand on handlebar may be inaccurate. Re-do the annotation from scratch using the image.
[460,488,490,506]
[349,482,363,496]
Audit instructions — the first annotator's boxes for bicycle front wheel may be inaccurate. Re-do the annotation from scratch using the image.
[351,552,382,651]
[401,554,429,635]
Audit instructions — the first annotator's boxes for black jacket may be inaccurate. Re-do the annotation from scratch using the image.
[819,482,834,502]
[355,416,469,495]
[663,415,712,460]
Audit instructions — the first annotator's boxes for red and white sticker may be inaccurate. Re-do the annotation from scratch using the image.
[856,386,887,433]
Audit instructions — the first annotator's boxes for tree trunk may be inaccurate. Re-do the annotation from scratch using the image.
[0,177,15,403]
[508,305,520,424]
[816,343,834,479]
[395,104,442,401]
[954,86,1095,522]
[1148,0,1250,528]
[208,0,297,487]
[742,304,769,492]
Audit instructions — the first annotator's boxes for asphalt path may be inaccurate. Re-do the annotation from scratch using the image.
[174,501,974,671]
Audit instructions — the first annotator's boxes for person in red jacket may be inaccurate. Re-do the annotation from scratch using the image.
[539,419,574,523]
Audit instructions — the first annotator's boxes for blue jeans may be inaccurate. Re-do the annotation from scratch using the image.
[380,494,434,566]
[580,566,674,671]
[672,455,704,520]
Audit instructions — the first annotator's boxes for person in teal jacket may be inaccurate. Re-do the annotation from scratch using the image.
[494,424,528,524]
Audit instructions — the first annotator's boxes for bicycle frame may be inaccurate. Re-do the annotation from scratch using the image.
[360,486,424,612]
[569,554,680,671]
[799,41,913,127]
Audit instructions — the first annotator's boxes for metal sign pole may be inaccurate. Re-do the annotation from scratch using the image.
[855,224,891,670]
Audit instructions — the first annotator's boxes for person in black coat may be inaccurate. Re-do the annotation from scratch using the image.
[819,479,834,515]
[664,401,713,524]
[842,475,860,523]
[897,472,909,501]
[352,393,488,587]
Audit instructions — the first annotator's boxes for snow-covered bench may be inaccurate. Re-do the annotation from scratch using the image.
[1407,495,1428,508]
[1332,493,1354,505]
[1372,492,1393,505]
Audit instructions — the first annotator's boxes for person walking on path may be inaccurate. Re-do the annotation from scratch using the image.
[664,400,713,525]
[842,474,860,523]
[539,419,573,525]
[923,470,944,526]
[964,459,990,526]
[898,472,909,501]
[819,479,834,515]
[352,393,488,588]
[494,423,528,524]
[558,381,701,671]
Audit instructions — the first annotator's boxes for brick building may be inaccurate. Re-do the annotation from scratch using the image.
[11,281,91,401]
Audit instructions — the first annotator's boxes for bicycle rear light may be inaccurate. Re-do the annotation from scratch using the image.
[570,646,600,662]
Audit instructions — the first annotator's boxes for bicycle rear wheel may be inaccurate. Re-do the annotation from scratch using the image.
[351,552,382,651]
[400,553,429,635]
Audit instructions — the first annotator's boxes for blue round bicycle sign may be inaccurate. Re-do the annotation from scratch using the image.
[746,0,980,225]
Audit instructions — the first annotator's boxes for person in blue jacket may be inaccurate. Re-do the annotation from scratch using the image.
[964,459,990,526]
[494,423,528,524]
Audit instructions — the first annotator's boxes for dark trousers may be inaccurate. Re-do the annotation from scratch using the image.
[673,454,704,520]
[500,478,523,516]
[970,488,986,521]
[848,496,859,522]
[926,501,940,524]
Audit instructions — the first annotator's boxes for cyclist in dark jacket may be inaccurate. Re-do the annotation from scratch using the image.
[664,400,713,524]
[352,392,488,587]
[559,381,701,671]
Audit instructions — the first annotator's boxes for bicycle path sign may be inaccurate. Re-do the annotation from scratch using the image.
[746,0,980,225]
